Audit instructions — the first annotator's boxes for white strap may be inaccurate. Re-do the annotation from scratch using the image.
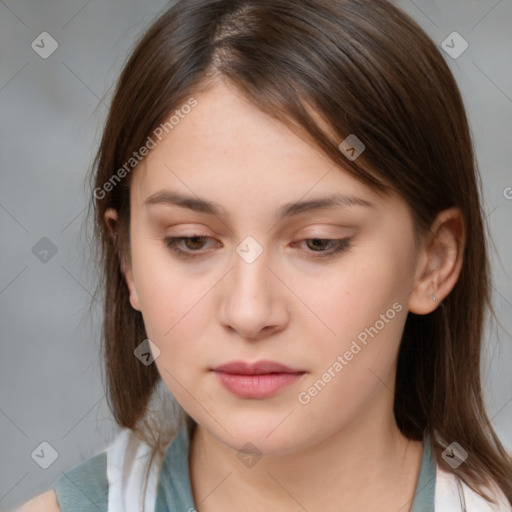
[106,428,163,512]
[435,465,511,511]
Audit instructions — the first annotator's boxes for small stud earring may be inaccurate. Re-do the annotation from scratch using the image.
[430,293,437,302]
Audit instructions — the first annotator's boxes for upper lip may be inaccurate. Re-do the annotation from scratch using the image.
[212,360,304,375]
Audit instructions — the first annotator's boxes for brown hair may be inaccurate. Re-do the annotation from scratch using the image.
[88,0,512,505]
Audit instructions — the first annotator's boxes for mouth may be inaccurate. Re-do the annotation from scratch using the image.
[211,360,306,399]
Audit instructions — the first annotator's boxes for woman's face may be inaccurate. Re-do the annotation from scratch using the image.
[122,81,423,455]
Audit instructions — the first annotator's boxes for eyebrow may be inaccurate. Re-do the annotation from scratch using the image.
[143,190,374,223]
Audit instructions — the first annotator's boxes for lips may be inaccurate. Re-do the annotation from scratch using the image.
[212,360,303,375]
[211,360,306,399]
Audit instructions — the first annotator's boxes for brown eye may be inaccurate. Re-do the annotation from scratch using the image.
[302,238,351,257]
[163,236,216,258]
[181,236,209,250]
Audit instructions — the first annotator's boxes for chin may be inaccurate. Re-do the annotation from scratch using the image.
[202,410,313,456]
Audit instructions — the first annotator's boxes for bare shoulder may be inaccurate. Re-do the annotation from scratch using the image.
[14,489,60,512]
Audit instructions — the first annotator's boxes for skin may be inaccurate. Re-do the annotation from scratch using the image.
[16,490,60,512]
[101,80,464,512]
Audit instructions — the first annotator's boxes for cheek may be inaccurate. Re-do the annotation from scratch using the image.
[135,263,211,406]
[312,253,407,347]
[128,236,207,351]
[136,271,211,351]
[300,239,413,404]
[294,259,408,427]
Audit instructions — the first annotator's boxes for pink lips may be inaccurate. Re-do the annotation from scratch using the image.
[212,360,306,399]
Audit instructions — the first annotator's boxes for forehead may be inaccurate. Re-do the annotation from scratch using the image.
[125,81,416,238]
[132,82,383,201]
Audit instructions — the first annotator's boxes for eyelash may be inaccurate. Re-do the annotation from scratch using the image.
[163,236,351,260]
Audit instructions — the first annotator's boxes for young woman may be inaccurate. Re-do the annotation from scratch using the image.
[17,0,512,510]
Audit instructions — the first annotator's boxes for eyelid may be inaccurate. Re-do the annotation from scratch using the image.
[296,224,357,236]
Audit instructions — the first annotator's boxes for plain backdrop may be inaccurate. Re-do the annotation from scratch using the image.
[0,0,511,510]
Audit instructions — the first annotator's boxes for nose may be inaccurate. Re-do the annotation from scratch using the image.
[217,247,290,340]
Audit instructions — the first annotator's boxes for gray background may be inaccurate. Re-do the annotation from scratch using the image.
[0,0,511,510]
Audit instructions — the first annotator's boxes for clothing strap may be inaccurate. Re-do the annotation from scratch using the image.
[435,465,511,511]
[106,428,164,512]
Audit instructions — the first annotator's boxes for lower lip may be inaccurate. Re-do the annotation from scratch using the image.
[214,371,305,399]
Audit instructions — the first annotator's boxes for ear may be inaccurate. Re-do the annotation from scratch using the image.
[104,208,141,312]
[408,207,465,314]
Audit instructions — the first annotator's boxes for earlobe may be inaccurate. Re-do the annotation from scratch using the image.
[104,208,141,312]
[408,207,465,315]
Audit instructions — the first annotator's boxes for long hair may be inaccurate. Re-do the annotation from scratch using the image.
[88,0,512,504]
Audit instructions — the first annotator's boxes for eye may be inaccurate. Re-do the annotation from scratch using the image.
[163,235,218,259]
[299,238,351,258]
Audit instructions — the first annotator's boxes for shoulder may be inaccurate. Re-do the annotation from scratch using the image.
[14,489,60,512]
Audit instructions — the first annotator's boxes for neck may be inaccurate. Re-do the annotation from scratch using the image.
[189,387,424,512]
